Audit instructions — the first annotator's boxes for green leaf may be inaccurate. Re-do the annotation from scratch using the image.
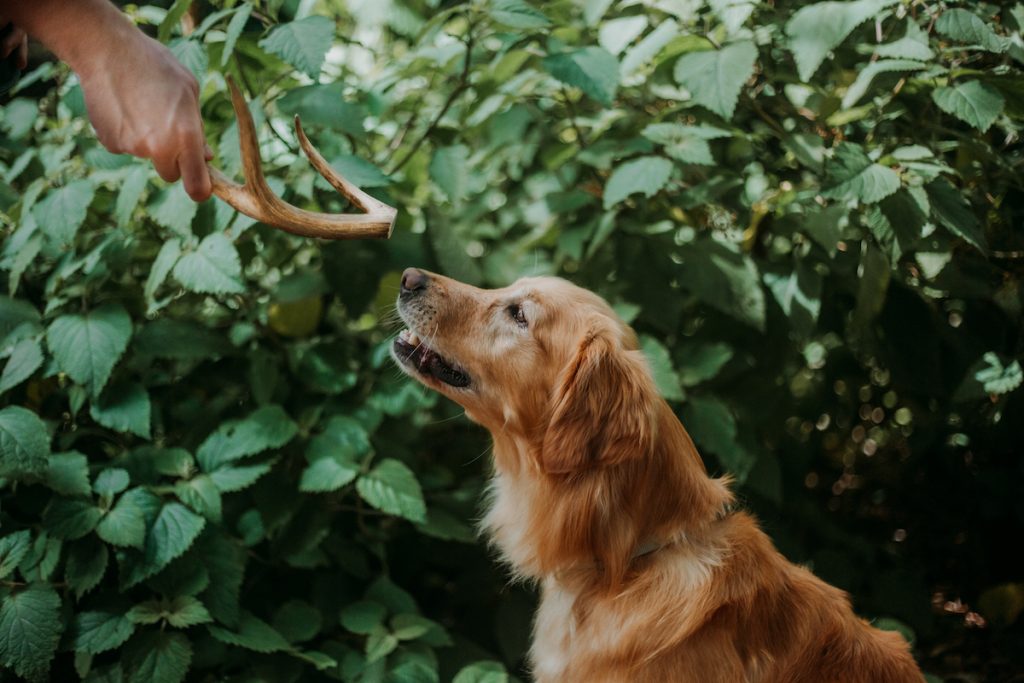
[139,503,206,583]
[94,468,130,497]
[299,456,360,492]
[840,59,927,109]
[90,383,151,440]
[172,233,245,295]
[0,530,32,579]
[43,497,103,540]
[209,462,273,493]
[149,184,198,239]
[0,337,43,393]
[208,611,290,653]
[490,0,550,29]
[0,405,50,479]
[0,584,62,681]
[642,123,723,165]
[72,610,136,654]
[128,596,212,628]
[276,83,365,135]
[639,335,684,401]
[340,600,387,635]
[65,537,108,598]
[677,239,766,331]
[221,4,253,67]
[673,41,757,119]
[32,180,95,247]
[145,239,182,304]
[823,143,900,204]
[356,459,427,523]
[543,47,619,106]
[764,262,822,338]
[174,475,222,522]
[681,395,754,481]
[199,533,246,628]
[786,0,894,81]
[259,16,335,79]
[366,630,398,663]
[124,630,192,683]
[925,177,987,251]
[430,145,471,203]
[169,39,207,80]
[299,416,368,492]
[390,613,434,641]
[876,19,933,61]
[327,154,391,188]
[936,8,1008,53]
[931,81,1005,133]
[97,487,154,549]
[453,661,509,683]
[975,353,1023,396]
[678,343,734,387]
[196,404,297,471]
[273,600,322,643]
[158,0,193,42]
[115,165,150,227]
[46,304,132,397]
[45,452,91,497]
[603,156,673,209]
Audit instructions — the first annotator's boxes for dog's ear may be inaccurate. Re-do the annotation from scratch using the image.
[541,329,658,474]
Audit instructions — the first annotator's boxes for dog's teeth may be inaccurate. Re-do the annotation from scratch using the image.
[408,332,421,345]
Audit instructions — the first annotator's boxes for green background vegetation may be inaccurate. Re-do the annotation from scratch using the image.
[2,0,1023,680]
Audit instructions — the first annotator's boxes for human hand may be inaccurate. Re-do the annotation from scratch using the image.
[76,28,213,201]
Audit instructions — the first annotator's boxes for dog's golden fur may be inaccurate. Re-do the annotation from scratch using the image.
[393,270,925,682]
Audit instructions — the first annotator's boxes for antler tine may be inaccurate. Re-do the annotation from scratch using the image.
[208,76,396,240]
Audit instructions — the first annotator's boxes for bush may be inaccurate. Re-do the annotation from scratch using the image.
[1,0,1022,681]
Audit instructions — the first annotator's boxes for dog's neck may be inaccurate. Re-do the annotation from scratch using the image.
[481,404,733,585]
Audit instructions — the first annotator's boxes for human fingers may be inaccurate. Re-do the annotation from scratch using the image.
[178,134,212,202]
[151,151,182,184]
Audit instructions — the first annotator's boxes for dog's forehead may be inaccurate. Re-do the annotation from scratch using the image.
[506,276,600,306]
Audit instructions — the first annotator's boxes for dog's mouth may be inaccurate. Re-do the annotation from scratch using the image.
[393,329,471,388]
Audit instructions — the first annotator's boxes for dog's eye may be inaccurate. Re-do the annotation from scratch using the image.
[507,303,528,328]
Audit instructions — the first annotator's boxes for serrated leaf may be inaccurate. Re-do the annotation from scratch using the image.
[43,497,102,540]
[0,584,62,681]
[925,177,986,251]
[673,41,757,119]
[677,238,766,331]
[66,537,108,598]
[145,239,182,303]
[642,123,719,165]
[0,405,50,479]
[169,39,207,80]
[209,462,272,492]
[936,8,1008,53]
[46,304,132,398]
[357,459,426,523]
[124,630,192,683]
[840,59,927,108]
[327,154,391,188]
[97,488,154,550]
[200,533,246,628]
[72,611,136,654]
[259,16,334,79]
[0,337,43,393]
[0,530,32,579]
[276,83,366,134]
[115,165,150,227]
[453,661,509,683]
[221,4,252,67]
[543,47,619,106]
[196,405,297,471]
[490,0,550,29]
[639,335,684,401]
[172,233,245,295]
[430,145,470,203]
[174,475,221,522]
[931,81,1005,133]
[140,503,206,582]
[603,156,673,209]
[299,456,360,492]
[149,184,198,239]
[128,596,212,628]
[46,452,91,496]
[208,611,290,652]
[786,0,894,81]
[340,600,387,635]
[876,19,933,61]
[678,343,734,386]
[91,383,151,440]
[32,179,96,247]
[823,143,900,204]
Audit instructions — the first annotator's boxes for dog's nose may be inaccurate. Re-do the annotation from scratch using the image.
[401,268,429,296]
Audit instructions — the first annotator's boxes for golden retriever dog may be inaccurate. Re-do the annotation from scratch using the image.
[392,268,925,683]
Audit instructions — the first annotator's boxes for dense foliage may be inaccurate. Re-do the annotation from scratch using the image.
[1,0,1023,680]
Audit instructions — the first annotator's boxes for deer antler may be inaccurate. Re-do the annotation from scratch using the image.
[208,77,396,240]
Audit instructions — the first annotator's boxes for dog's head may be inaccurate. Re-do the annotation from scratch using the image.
[392,268,659,473]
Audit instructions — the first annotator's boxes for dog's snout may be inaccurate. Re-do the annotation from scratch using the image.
[401,268,429,296]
